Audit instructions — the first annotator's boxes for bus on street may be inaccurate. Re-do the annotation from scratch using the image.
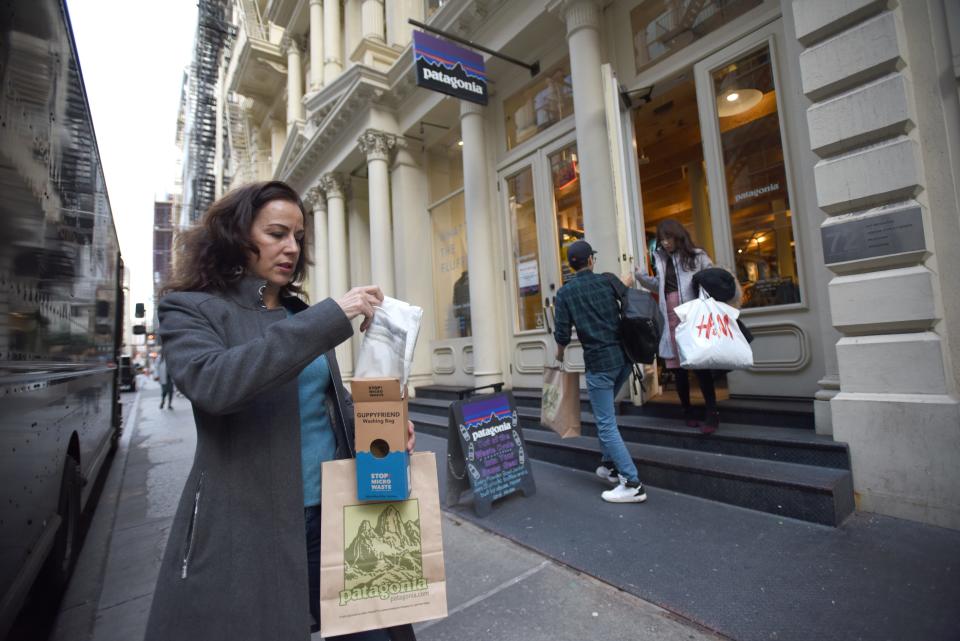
[0,1,124,637]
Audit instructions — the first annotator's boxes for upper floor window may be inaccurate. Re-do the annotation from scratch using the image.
[426,0,446,19]
[631,0,762,73]
[503,59,574,150]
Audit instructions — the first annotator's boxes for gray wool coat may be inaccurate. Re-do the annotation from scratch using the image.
[144,276,415,641]
[636,248,713,360]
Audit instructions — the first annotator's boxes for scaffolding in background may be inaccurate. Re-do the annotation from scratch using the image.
[181,0,234,225]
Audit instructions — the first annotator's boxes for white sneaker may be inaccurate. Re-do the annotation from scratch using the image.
[602,480,648,503]
[595,463,619,484]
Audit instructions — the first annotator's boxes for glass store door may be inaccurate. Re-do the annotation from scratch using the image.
[628,19,821,399]
[693,22,820,397]
[499,134,585,389]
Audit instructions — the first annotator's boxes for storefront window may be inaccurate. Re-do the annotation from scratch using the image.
[633,74,715,266]
[712,45,800,308]
[427,146,464,203]
[504,60,574,150]
[430,193,471,339]
[631,0,762,74]
[549,144,584,284]
[507,167,543,331]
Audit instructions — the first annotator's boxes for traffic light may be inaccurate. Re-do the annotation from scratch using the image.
[135,303,145,318]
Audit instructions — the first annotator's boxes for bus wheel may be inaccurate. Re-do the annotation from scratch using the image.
[39,456,81,592]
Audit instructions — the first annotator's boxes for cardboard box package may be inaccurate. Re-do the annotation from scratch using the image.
[351,377,410,501]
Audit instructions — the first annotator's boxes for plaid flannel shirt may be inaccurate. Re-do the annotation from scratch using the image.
[553,270,627,373]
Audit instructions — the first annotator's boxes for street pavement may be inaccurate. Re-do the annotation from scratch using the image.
[47,383,723,641]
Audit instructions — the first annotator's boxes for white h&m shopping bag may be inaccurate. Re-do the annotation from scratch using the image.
[673,292,754,370]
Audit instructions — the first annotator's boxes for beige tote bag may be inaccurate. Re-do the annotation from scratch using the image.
[319,451,447,637]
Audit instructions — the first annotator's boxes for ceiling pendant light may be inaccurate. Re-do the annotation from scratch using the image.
[716,64,762,117]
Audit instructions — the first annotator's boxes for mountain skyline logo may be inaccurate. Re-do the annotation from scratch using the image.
[415,57,488,104]
[340,499,424,604]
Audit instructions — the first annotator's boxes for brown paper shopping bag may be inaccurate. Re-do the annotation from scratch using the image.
[541,366,581,438]
[319,451,447,637]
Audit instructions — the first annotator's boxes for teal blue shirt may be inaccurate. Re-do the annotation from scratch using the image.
[288,311,337,507]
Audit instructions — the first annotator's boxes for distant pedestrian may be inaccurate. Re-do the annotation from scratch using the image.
[554,240,647,504]
[134,366,150,391]
[155,355,174,409]
[633,219,719,433]
[144,181,416,641]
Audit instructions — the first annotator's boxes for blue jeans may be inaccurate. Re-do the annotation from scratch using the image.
[306,506,391,640]
[584,365,639,484]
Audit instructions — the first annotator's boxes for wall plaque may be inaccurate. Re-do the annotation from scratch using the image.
[821,207,925,265]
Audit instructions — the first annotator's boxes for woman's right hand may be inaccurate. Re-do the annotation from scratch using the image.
[336,286,384,332]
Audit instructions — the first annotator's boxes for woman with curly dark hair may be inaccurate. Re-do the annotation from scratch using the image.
[144,181,415,641]
[635,219,719,433]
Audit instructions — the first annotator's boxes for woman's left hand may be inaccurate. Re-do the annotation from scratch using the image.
[407,420,416,453]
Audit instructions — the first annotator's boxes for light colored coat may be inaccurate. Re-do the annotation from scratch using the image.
[636,248,713,359]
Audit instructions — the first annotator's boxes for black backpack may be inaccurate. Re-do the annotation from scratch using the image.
[604,273,663,365]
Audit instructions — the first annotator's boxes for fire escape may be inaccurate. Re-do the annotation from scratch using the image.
[183,0,234,224]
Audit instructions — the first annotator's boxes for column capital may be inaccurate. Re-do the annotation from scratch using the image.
[319,172,350,200]
[357,129,396,162]
[303,185,326,209]
[281,33,306,56]
[547,0,602,37]
[459,100,485,119]
[391,136,420,170]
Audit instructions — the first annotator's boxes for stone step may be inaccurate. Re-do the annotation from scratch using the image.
[410,410,854,526]
[511,387,816,430]
[408,397,848,470]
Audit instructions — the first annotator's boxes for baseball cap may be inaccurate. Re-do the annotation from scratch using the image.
[567,240,596,269]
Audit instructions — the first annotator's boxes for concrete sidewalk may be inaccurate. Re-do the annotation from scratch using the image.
[50,386,722,641]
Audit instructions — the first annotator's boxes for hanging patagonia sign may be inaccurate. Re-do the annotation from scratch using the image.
[412,30,488,105]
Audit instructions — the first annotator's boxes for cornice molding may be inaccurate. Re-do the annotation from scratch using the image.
[280,64,393,184]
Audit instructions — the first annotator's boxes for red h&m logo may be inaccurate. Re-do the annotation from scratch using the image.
[696,313,733,340]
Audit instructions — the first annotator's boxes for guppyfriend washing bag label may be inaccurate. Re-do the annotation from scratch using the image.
[352,297,424,501]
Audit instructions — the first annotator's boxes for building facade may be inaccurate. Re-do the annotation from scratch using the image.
[211,0,960,530]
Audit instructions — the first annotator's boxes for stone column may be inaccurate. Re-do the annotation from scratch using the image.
[347,181,371,368]
[269,118,286,172]
[304,185,329,301]
[791,0,960,528]
[551,0,619,273]
[460,101,503,386]
[361,0,384,41]
[309,0,324,90]
[390,137,435,389]
[320,172,352,376]
[323,0,343,83]
[282,35,305,129]
[357,129,396,296]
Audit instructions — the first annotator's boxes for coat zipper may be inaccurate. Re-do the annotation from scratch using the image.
[181,472,205,579]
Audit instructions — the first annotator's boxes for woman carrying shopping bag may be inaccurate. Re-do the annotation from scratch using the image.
[145,181,416,641]
[631,220,719,434]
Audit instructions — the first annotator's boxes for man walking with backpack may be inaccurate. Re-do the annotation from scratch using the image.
[554,240,647,503]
